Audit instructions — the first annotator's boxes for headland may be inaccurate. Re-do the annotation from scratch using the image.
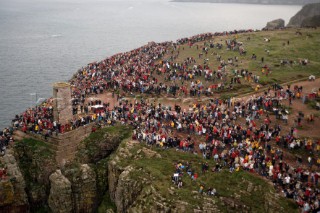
[0,24,320,213]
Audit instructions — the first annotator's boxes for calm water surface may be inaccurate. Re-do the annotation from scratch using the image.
[0,0,301,128]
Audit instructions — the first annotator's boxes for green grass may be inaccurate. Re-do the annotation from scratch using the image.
[154,28,320,99]
[98,192,117,213]
[14,138,56,212]
[75,125,132,163]
[15,138,53,158]
[114,143,299,212]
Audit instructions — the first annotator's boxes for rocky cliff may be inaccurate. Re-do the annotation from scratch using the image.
[0,149,29,213]
[48,164,97,213]
[1,125,299,212]
[301,15,320,27]
[46,125,132,213]
[107,140,298,213]
[0,125,131,212]
[48,170,73,213]
[287,3,320,27]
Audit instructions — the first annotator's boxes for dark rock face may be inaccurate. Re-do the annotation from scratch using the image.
[287,3,320,27]
[301,15,320,27]
[265,19,285,29]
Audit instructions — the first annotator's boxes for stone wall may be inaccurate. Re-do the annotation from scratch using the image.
[53,124,94,166]
[14,123,94,166]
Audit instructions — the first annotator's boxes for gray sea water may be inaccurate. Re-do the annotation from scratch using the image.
[0,0,301,129]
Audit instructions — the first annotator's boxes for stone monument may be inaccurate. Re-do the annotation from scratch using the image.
[53,82,72,125]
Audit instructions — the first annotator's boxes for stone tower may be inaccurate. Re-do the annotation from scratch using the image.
[53,82,72,125]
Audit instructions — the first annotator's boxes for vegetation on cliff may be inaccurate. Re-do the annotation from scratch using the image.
[107,140,299,212]
[75,125,132,164]
[9,126,132,213]
[14,138,56,212]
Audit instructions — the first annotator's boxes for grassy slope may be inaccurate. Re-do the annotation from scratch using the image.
[116,142,299,212]
[156,28,320,95]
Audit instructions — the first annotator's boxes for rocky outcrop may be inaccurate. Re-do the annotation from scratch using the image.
[108,141,153,212]
[108,140,210,213]
[14,138,57,210]
[48,170,73,213]
[265,19,285,29]
[108,141,140,212]
[287,3,320,27]
[67,164,97,213]
[0,150,29,212]
[48,164,98,213]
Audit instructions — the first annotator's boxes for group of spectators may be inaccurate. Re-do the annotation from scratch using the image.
[115,89,318,211]
[4,28,257,141]
[1,28,319,211]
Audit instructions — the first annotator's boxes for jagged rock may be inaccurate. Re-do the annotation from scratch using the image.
[264,192,284,213]
[247,182,253,192]
[48,170,73,213]
[0,150,29,211]
[265,19,285,29]
[63,164,97,213]
[141,147,162,158]
[114,166,144,212]
[108,159,124,203]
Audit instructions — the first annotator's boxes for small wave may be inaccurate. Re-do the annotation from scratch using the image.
[51,34,62,38]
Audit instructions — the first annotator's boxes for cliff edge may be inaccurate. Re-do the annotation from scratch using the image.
[107,140,298,213]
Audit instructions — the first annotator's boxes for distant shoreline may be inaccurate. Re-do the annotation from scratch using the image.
[171,0,318,6]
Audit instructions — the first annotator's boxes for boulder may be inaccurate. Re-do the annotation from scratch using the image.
[265,19,285,29]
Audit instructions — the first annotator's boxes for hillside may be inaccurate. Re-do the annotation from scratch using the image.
[287,3,320,27]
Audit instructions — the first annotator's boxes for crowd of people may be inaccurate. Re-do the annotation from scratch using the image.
[3,28,258,142]
[1,28,319,211]
[125,90,318,211]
